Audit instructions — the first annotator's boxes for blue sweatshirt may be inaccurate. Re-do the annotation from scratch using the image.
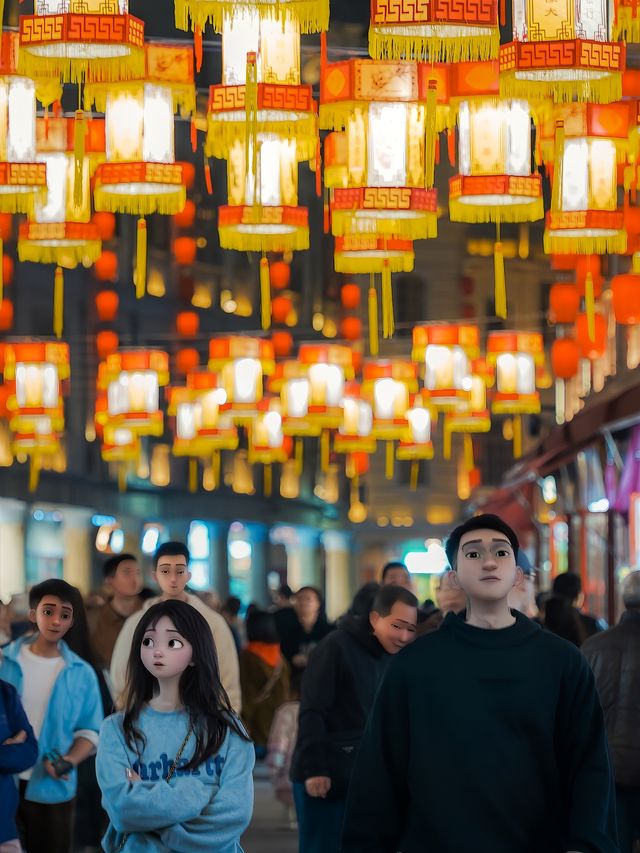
[0,636,103,804]
[96,707,255,853]
[0,680,38,843]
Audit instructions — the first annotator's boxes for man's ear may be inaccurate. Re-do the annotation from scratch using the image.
[513,567,525,590]
[369,611,380,631]
[447,569,462,590]
[186,571,192,584]
[28,608,37,624]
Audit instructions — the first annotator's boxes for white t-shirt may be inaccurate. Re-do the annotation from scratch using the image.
[18,646,65,780]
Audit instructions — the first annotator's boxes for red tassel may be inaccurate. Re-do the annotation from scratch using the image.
[190,117,197,153]
[500,0,506,26]
[435,135,440,165]
[204,159,213,195]
[53,99,62,118]
[320,31,327,72]
[44,105,49,139]
[194,26,203,73]
[447,127,456,166]
[315,140,321,198]
[323,189,330,234]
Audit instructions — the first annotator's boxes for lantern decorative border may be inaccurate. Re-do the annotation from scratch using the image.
[330,188,438,241]
[17,222,101,267]
[218,205,309,253]
[333,237,415,274]
[543,210,627,255]
[93,162,186,216]
[449,175,544,224]
[174,0,329,35]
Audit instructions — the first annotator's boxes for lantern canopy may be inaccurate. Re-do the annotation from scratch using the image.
[174,0,329,35]
[18,0,145,84]
[412,324,480,410]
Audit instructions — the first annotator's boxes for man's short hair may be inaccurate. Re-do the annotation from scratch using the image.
[552,572,581,602]
[445,514,519,569]
[153,541,189,568]
[29,578,76,610]
[516,549,535,577]
[372,584,418,616]
[622,571,640,609]
[103,553,137,579]
[381,561,410,582]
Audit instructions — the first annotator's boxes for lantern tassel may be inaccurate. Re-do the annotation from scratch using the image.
[264,464,272,497]
[118,464,127,493]
[368,281,379,356]
[320,430,330,473]
[513,415,523,458]
[194,25,203,73]
[385,441,394,481]
[212,450,220,489]
[463,433,475,471]
[73,108,86,208]
[584,270,596,342]
[494,229,507,319]
[381,259,394,339]
[189,458,198,493]
[260,256,271,330]
[136,218,147,299]
[551,121,564,213]
[315,140,321,198]
[633,252,640,274]
[518,223,530,259]
[295,438,303,476]
[409,460,419,492]
[323,188,330,234]
[53,266,64,339]
[204,153,213,195]
[443,421,453,460]
[190,116,197,153]
[447,127,456,166]
[28,458,40,493]
[424,80,437,189]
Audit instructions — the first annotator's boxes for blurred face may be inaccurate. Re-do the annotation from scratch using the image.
[451,529,522,603]
[154,554,191,598]
[141,615,193,679]
[370,602,417,654]
[294,589,321,621]
[436,572,467,614]
[29,596,74,642]
[382,568,414,591]
[109,559,143,598]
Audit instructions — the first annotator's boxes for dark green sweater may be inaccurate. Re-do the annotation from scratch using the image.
[341,611,618,853]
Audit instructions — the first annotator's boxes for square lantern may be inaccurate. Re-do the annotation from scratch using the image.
[362,359,418,441]
[270,361,322,438]
[500,0,624,103]
[175,0,328,35]
[169,371,239,456]
[443,358,492,459]
[248,400,290,465]
[412,324,480,410]
[3,342,70,436]
[97,349,170,437]
[396,393,434,461]
[208,336,275,423]
[18,0,145,84]
[486,331,544,415]
[334,382,377,455]
[297,344,354,429]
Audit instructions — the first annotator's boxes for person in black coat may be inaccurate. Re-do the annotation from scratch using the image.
[290,584,418,853]
[278,586,334,688]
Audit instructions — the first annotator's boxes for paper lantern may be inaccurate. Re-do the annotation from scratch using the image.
[412,324,480,410]
[551,337,580,379]
[18,0,144,84]
[341,316,362,341]
[3,342,70,436]
[500,0,624,103]
[443,357,492,460]
[174,237,197,266]
[0,214,11,241]
[574,255,604,293]
[270,360,319,437]
[92,212,116,241]
[174,0,329,34]
[333,237,415,275]
[2,256,13,287]
[298,344,354,428]
[272,330,293,358]
[270,261,291,291]
[611,274,640,325]
[94,251,118,282]
[174,199,196,229]
[486,331,544,414]
[176,311,199,337]
[396,393,434,463]
[334,381,376,455]
[168,371,239,460]
[576,312,607,358]
[340,283,361,310]
[549,283,580,324]
[208,336,275,421]
[97,349,170,436]
[96,330,119,360]
[248,400,290,465]
[175,348,200,375]
[271,296,292,325]
[95,290,119,322]
[0,299,13,331]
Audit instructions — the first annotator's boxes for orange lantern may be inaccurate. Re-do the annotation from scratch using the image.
[551,337,580,379]
[95,290,119,323]
[2,256,13,287]
[341,283,361,310]
[181,162,196,190]
[412,324,480,410]
[549,283,580,324]
[208,336,276,422]
[0,299,13,331]
[175,348,200,375]
[176,311,200,338]
[575,256,603,292]
[97,349,170,437]
[0,214,12,242]
[96,330,119,360]
[270,261,291,291]
[576,313,607,359]
[271,296,292,325]
[341,316,362,341]
[94,251,118,282]
[611,274,640,325]
[272,330,294,358]
[174,237,197,266]
[92,212,116,242]
[174,199,196,229]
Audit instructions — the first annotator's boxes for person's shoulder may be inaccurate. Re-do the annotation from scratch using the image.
[582,619,628,653]
[187,595,230,629]
[100,711,124,736]
[0,677,19,706]
[530,625,584,658]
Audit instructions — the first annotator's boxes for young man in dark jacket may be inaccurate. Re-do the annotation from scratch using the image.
[583,570,640,852]
[342,514,618,853]
[290,584,418,853]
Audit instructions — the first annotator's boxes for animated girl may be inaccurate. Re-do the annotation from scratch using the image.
[96,600,254,853]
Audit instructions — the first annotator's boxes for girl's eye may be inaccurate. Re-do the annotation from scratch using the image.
[168,638,184,649]
[142,637,154,648]
[43,609,52,616]
[62,613,71,620]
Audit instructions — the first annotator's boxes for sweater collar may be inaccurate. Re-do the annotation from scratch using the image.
[4,634,79,666]
[441,608,542,647]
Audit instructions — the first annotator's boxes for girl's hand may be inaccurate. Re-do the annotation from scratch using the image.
[2,729,27,745]
[305,776,331,798]
[125,768,141,782]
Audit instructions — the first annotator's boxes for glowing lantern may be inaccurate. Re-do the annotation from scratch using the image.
[175,348,200,375]
[443,357,492,470]
[272,296,293,326]
[96,330,119,359]
[334,381,376,456]
[270,261,291,291]
[208,336,275,423]
[611,273,640,324]
[549,282,580,324]
[500,0,624,103]
[270,361,319,437]
[396,394,434,460]
[0,299,13,331]
[249,401,289,464]
[298,344,354,429]
[174,237,197,267]
[334,237,415,276]
[18,0,145,83]
[340,283,361,310]
[576,312,607,358]
[174,0,328,35]
[97,349,170,436]
[412,324,480,410]
[341,316,362,341]
[95,289,119,322]
[551,336,580,379]
[95,251,118,282]
[272,330,294,358]
[92,212,116,241]
[176,311,199,338]
[174,199,196,229]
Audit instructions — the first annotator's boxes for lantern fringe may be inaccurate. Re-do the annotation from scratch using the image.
[174,0,329,34]
[613,8,640,41]
[585,271,596,342]
[85,83,196,119]
[424,81,437,189]
[512,415,523,458]
[368,28,499,64]
[218,226,309,254]
[320,101,451,134]
[449,196,544,224]
[409,459,419,491]
[543,231,627,255]
[189,458,198,493]
[331,211,437,241]
[260,256,271,330]
[205,116,317,160]
[17,48,146,85]
[385,441,395,480]
[334,251,414,275]
[18,239,101,267]
[381,260,394,339]
[94,186,186,217]
[136,219,147,299]
[499,71,622,105]
[494,240,507,319]
[54,266,64,339]
[73,109,86,209]
[35,79,63,109]
[368,283,379,356]
[0,185,46,216]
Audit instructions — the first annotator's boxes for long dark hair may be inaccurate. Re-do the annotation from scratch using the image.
[544,595,587,647]
[122,600,250,769]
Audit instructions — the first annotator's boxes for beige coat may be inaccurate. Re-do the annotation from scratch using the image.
[109,593,242,711]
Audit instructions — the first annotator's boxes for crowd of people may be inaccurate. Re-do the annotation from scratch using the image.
[0,516,638,853]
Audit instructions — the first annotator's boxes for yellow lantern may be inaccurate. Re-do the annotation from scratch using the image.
[298,344,354,429]
[208,336,275,423]
[248,398,291,496]
[443,357,492,464]
[97,349,170,437]
[412,324,480,410]
[500,0,624,103]
[334,382,377,456]
[18,0,145,83]
[270,361,321,438]
[396,392,434,490]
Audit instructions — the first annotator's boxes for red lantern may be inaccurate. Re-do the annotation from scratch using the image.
[340,316,362,341]
[174,237,197,266]
[175,348,200,375]
[2,255,13,287]
[269,261,291,291]
[351,451,370,476]
[173,200,196,229]
[96,330,119,360]
[180,162,196,190]
[574,256,603,295]
[340,282,361,310]
[0,214,11,242]
[272,330,293,358]
[352,349,362,375]
[551,254,578,271]
[92,212,116,242]
[0,299,13,331]
[271,296,292,325]
[549,283,580,324]
[94,250,118,282]
[95,290,119,323]
[611,274,640,325]
[576,313,607,360]
[551,338,580,379]
[176,311,199,338]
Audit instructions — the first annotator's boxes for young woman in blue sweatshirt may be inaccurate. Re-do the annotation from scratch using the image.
[96,599,254,853]
[0,679,38,850]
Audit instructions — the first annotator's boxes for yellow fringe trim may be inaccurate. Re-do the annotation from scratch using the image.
[331,210,437,240]
[85,82,196,119]
[218,226,309,253]
[499,70,622,105]
[334,252,415,274]
[0,186,47,216]
[613,7,640,40]
[18,47,146,85]
[368,28,499,63]
[174,0,329,33]
[35,79,63,109]
[540,136,629,165]
[543,229,627,255]
[94,186,186,216]
[18,238,101,266]
[449,196,544,224]
[205,115,317,160]
[320,101,451,134]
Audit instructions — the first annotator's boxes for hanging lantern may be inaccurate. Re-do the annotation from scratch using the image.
[334,382,376,456]
[500,0,624,104]
[551,336,580,379]
[92,211,116,241]
[174,0,328,35]
[368,0,499,62]
[0,299,13,331]
[443,357,492,460]
[174,199,196,229]
[270,361,320,437]
[96,329,119,359]
[298,344,354,430]
[362,359,417,480]
[611,273,640,324]
[169,373,238,460]
[396,393,434,461]
[95,289,119,322]
[18,0,145,83]
[248,399,290,464]
[175,347,200,375]
[412,323,480,410]
[208,336,275,423]
[270,261,291,291]
[176,311,200,337]
[272,330,294,357]
[549,282,580,324]
[576,312,607,358]
[96,349,170,436]
[174,237,198,266]
[333,237,415,275]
